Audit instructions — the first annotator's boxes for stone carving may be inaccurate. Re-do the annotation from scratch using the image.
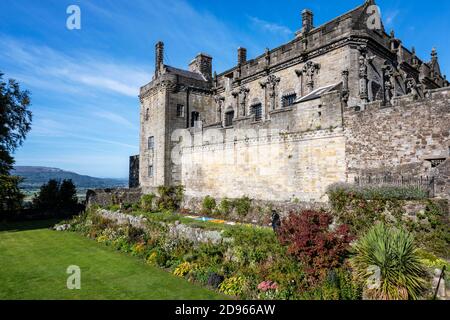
[260,74,281,112]
[215,95,225,123]
[303,61,320,93]
[382,65,395,105]
[358,47,374,102]
[231,90,240,117]
[405,78,420,99]
[341,69,349,103]
[239,87,250,116]
[295,61,320,95]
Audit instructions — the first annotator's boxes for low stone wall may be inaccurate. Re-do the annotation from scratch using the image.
[97,209,225,245]
[86,188,142,208]
[182,195,328,225]
[402,199,448,218]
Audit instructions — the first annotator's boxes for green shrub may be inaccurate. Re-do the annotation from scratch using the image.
[218,198,233,216]
[202,196,216,215]
[406,200,450,258]
[327,183,428,202]
[303,268,362,300]
[233,196,252,217]
[141,193,156,212]
[351,223,428,300]
[219,276,248,297]
[173,262,197,277]
[156,185,185,211]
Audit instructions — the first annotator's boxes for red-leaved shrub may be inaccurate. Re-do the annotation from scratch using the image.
[277,210,353,283]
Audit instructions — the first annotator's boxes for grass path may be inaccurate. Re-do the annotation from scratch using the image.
[0,220,224,300]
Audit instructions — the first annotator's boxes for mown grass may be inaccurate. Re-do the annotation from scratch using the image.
[0,220,224,300]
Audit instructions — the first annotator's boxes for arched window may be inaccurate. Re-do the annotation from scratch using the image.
[191,111,200,127]
[225,109,235,127]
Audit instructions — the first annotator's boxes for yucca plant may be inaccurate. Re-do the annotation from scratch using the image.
[351,223,428,300]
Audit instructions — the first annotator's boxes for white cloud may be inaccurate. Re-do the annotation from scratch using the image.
[0,37,149,97]
[92,110,136,129]
[249,16,292,36]
[384,10,400,27]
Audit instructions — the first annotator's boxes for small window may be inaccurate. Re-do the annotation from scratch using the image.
[427,158,446,168]
[148,136,154,150]
[145,108,150,121]
[225,110,234,127]
[191,111,200,127]
[282,93,297,108]
[176,104,184,118]
[251,104,263,122]
[148,165,154,177]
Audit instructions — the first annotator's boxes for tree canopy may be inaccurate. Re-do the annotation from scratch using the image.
[0,72,32,175]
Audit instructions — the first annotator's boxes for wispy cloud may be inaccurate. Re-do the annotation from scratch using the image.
[384,10,400,27]
[0,36,148,97]
[248,16,292,36]
[92,110,137,129]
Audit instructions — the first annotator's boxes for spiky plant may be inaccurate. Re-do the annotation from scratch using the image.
[350,223,428,300]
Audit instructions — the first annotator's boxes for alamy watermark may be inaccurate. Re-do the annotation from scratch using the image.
[366,5,382,31]
[66,5,81,30]
[367,265,381,290]
[66,265,81,290]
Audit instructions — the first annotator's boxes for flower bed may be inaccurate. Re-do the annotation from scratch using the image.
[61,201,445,300]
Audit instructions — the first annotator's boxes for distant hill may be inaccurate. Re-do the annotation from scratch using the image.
[12,166,128,190]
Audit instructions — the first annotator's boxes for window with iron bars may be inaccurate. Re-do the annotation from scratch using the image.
[176,104,184,118]
[251,104,263,121]
[282,93,297,108]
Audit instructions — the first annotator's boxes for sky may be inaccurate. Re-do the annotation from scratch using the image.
[0,0,449,178]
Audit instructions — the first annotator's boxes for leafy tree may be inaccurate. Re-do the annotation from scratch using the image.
[351,223,428,300]
[58,179,78,211]
[0,72,32,213]
[33,179,79,214]
[33,179,60,211]
[0,72,32,175]
[0,175,25,211]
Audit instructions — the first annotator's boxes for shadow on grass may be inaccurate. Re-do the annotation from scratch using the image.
[0,219,64,232]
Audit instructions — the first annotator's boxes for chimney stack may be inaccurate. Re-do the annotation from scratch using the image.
[302,9,314,34]
[238,47,247,65]
[155,41,164,77]
[189,53,213,82]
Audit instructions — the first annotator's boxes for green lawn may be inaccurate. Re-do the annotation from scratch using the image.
[0,220,224,300]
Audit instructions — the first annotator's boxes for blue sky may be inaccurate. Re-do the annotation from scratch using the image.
[0,0,448,178]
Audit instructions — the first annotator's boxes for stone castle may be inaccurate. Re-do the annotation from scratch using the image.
[130,0,450,207]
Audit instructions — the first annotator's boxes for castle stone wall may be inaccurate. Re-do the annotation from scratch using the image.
[180,130,346,202]
[345,88,450,179]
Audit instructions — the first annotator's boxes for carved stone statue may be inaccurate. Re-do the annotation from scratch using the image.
[302,61,320,93]
[239,87,250,116]
[260,74,280,111]
[214,95,225,123]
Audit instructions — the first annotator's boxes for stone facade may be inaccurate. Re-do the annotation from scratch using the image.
[134,0,450,205]
[86,188,142,208]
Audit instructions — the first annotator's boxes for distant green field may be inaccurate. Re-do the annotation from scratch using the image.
[0,220,224,300]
